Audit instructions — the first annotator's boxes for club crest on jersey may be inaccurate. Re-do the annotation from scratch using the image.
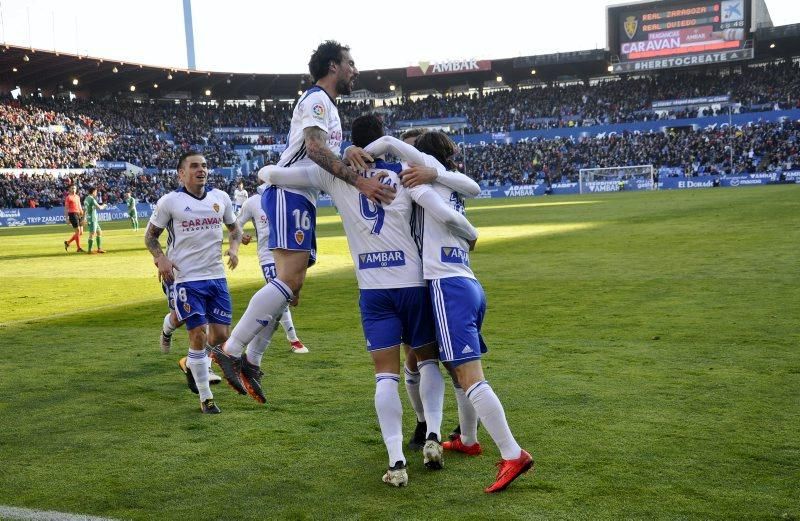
[212,203,220,213]
[294,230,305,245]
[624,16,638,39]
[183,303,191,313]
[312,103,325,120]
[441,247,470,265]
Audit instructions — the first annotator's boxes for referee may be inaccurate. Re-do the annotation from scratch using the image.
[63,184,85,252]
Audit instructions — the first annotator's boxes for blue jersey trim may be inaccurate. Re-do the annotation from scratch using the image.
[374,160,402,174]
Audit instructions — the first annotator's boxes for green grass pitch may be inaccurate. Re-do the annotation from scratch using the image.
[0,186,798,520]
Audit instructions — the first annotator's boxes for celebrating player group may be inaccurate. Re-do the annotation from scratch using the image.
[145,40,532,494]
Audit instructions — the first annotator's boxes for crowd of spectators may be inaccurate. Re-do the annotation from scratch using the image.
[461,120,800,186]
[2,119,797,208]
[0,168,251,209]
[1,59,798,207]
[383,61,800,132]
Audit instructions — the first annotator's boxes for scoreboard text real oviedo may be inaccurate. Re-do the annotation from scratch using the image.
[609,0,752,73]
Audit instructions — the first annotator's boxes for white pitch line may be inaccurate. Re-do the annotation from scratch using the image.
[0,505,119,521]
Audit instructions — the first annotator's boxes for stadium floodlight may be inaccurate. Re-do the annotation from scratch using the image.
[205,89,211,96]
[530,69,536,75]
[12,67,17,72]
[297,90,302,96]
[72,79,78,86]
[112,67,118,73]
[389,84,396,91]
[578,165,654,194]
[770,43,776,49]
[167,73,173,80]
[153,83,158,88]
[23,54,29,62]
[130,85,136,92]
[496,75,502,82]
[607,65,614,72]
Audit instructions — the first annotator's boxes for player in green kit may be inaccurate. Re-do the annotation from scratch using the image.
[84,186,107,254]
[125,192,139,230]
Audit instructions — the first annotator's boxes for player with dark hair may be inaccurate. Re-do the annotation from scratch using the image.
[213,41,394,391]
[145,151,241,413]
[257,114,479,486]
[366,133,533,493]
[63,184,85,252]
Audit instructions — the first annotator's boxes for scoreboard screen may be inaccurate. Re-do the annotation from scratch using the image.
[608,0,753,73]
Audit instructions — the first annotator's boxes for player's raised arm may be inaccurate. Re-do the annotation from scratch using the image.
[365,135,480,197]
[304,126,394,204]
[409,185,478,243]
[258,164,324,190]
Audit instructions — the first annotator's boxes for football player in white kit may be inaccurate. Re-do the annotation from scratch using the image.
[212,41,394,396]
[256,115,479,487]
[234,193,308,401]
[145,152,242,414]
[365,132,534,493]
[232,181,248,216]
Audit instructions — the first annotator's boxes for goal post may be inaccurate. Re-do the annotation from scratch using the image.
[578,165,655,194]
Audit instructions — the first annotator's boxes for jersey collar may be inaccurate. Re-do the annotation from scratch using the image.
[177,186,208,200]
[305,85,337,106]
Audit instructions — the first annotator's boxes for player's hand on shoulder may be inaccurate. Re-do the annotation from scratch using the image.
[400,165,438,188]
[356,174,395,205]
[225,249,239,270]
[344,146,373,173]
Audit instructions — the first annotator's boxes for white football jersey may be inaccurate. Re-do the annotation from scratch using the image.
[237,194,273,266]
[277,86,343,204]
[149,187,236,284]
[408,182,475,281]
[233,188,249,206]
[278,160,425,290]
[363,135,479,282]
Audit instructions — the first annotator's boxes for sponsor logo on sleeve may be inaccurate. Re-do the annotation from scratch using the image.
[312,103,325,120]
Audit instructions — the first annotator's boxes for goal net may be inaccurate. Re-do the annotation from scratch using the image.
[578,165,655,194]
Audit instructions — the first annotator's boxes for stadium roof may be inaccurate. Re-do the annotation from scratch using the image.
[1,26,798,100]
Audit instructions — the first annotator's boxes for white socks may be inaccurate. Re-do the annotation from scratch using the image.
[453,385,479,446]
[162,313,178,335]
[246,323,277,366]
[187,349,212,401]
[467,381,521,460]
[280,308,299,341]
[404,366,425,423]
[418,360,444,440]
[227,279,293,357]
[375,373,404,466]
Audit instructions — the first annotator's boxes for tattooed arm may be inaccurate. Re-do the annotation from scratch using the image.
[145,223,178,283]
[224,222,242,270]
[304,126,395,204]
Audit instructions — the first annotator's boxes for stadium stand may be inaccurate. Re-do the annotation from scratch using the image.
[1,32,799,209]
